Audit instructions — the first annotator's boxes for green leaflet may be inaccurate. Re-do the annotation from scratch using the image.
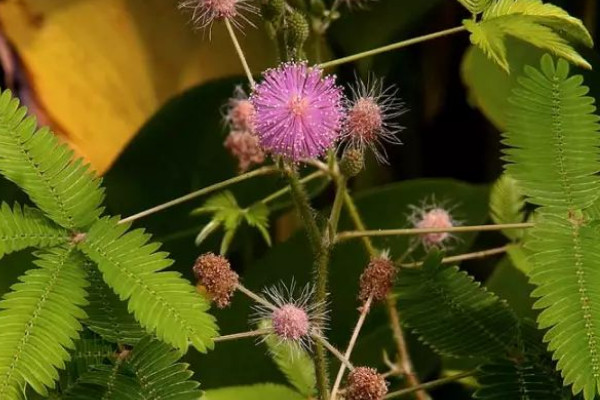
[0,202,69,258]
[456,0,492,15]
[463,0,592,73]
[0,246,89,398]
[84,264,146,345]
[0,90,105,230]
[78,217,218,352]
[395,251,519,358]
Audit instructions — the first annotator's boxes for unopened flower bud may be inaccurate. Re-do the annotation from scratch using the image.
[193,253,239,308]
[346,367,388,400]
[340,148,365,177]
[359,256,396,303]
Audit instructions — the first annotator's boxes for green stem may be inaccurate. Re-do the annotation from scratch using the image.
[224,18,255,87]
[383,370,476,399]
[327,176,346,242]
[119,166,278,224]
[342,191,377,256]
[213,329,271,343]
[317,26,466,69]
[335,222,534,242]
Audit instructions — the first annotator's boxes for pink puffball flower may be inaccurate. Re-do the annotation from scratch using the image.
[251,62,345,162]
[408,199,459,249]
[341,76,404,164]
[225,87,256,133]
[253,281,328,350]
[179,0,258,31]
[224,130,265,173]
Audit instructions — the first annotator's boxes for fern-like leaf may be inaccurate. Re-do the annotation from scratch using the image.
[475,357,565,399]
[503,55,600,399]
[0,202,69,258]
[66,337,201,400]
[490,174,526,240]
[457,0,492,15]
[0,90,105,230]
[0,246,88,398]
[463,0,593,72]
[84,263,146,345]
[395,251,518,358]
[504,55,600,210]
[78,217,218,352]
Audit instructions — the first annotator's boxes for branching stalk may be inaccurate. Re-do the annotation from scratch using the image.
[318,26,466,69]
[400,245,511,268]
[119,166,277,224]
[335,222,534,242]
[213,329,271,343]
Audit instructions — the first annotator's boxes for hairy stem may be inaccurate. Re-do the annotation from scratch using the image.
[224,19,255,87]
[284,166,330,399]
[383,370,476,399]
[119,166,277,224]
[260,170,327,205]
[318,26,466,69]
[330,295,373,400]
[400,245,511,268]
[335,222,534,242]
[213,329,271,343]
[327,175,346,242]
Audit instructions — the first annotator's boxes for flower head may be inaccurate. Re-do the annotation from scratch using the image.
[224,130,265,172]
[359,255,397,303]
[346,367,388,400]
[225,87,256,132]
[193,253,239,308]
[253,281,327,350]
[179,0,257,31]
[341,76,404,164]
[408,199,459,249]
[251,62,345,162]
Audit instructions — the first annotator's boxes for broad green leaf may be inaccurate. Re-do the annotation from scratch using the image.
[464,0,592,73]
[485,256,535,319]
[202,384,305,400]
[489,174,525,240]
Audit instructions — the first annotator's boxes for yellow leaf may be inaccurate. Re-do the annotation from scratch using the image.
[0,0,274,173]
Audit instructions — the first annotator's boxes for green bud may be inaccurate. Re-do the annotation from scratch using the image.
[260,0,285,22]
[340,148,365,178]
[310,0,326,16]
[285,10,310,50]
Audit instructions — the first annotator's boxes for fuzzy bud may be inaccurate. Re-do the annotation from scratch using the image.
[224,130,266,173]
[346,367,388,400]
[340,147,365,177]
[193,253,239,308]
[416,208,453,247]
[359,257,396,303]
[261,0,285,21]
[285,11,309,50]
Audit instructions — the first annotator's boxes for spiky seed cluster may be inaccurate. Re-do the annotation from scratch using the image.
[179,0,258,31]
[359,256,397,303]
[253,282,328,349]
[346,367,388,400]
[224,88,265,172]
[251,62,345,162]
[193,253,239,308]
[341,77,404,164]
[409,201,457,249]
